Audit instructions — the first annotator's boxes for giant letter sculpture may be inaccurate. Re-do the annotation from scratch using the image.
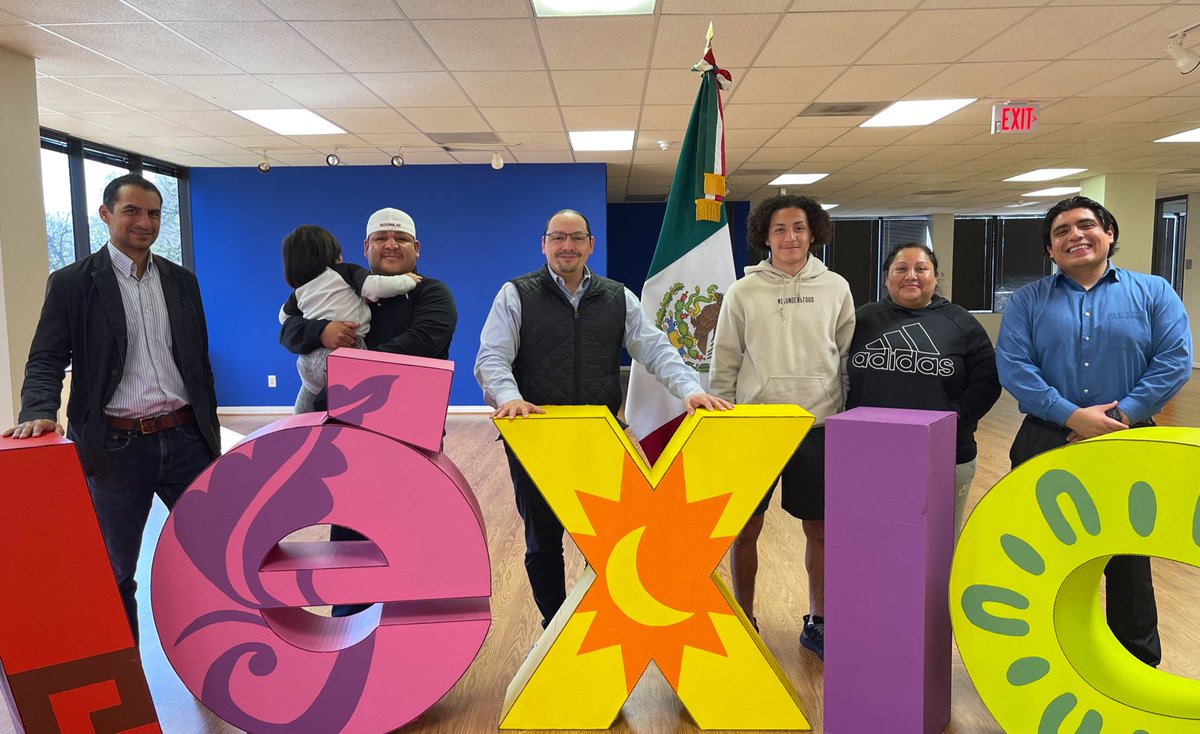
[0,434,161,734]
[151,351,491,734]
[498,405,813,730]
[951,427,1200,732]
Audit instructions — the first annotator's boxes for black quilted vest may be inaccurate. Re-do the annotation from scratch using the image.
[511,267,626,416]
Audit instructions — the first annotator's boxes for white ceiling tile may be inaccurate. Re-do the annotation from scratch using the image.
[0,25,136,75]
[256,74,386,108]
[746,146,819,164]
[145,136,252,155]
[355,132,436,146]
[724,103,805,129]
[155,73,300,108]
[757,11,905,67]
[498,131,571,150]
[964,5,1160,63]
[0,8,26,23]
[167,21,340,74]
[975,142,1072,161]
[167,154,225,166]
[315,108,419,134]
[552,69,645,106]
[651,14,781,70]
[561,106,639,129]
[785,114,869,129]
[126,0,276,21]
[803,145,875,161]
[4,0,147,23]
[333,149,393,165]
[1083,61,1194,98]
[893,125,981,146]
[574,151,633,166]
[724,148,757,164]
[454,70,557,107]
[816,64,946,103]
[53,74,216,111]
[1068,4,1200,61]
[637,105,692,130]
[50,23,240,74]
[290,20,441,73]
[1094,97,1200,125]
[152,109,276,135]
[729,66,844,104]
[626,177,674,194]
[606,175,628,197]
[830,160,905,174]
[480,107,564,132]
[286,132,366,146]
[828,126,915,146]
[726,129,776,147]
[908,61,1050,99]
[392,150,457,163]
[634,131,678,149]
[72,111,203,137]
[859,8,1036,65]
[767,126,846,147]
[447,151,493,164]
[41,115,125,140]
[992,60,1149,98]
[217,134,297,149]
[395,0,530,19]
[537,16,653,70]
[206,152,271,165]
[355,72,470,107]
[788,0,920,8]
[414,18,543,71]
[259,148,323,165]
[36,77,132,112]
[630,148,681,167]
[258,0,403,20]
[400,106,490,132]
[515,150,574,163]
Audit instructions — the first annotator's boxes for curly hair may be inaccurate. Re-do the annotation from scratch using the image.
[746,194,833,261]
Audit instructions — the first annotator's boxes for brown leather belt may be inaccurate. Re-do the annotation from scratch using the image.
[106,406,195,435]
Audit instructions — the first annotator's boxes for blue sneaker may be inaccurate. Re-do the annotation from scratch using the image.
[800,614,824,661]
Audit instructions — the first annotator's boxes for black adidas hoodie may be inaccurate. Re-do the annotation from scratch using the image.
[846,295,1000,463]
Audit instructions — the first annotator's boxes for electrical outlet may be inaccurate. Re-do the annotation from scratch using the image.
[267,374,276,388]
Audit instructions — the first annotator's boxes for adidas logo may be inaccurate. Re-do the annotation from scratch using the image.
[850,322,956,377]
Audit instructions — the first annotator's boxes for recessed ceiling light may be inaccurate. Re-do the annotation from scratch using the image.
[233,109,345,136]
[860,99,976,128]
[1005,202,1042,208]
[532,0,654,16]
[767,173,828,186]
[1022,186,1081,197]
[821,203,839,210]
[1155,128,1200,143]
[1003,168,1087,182]
[569,130,635,151]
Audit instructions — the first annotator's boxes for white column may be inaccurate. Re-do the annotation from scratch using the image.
[1080,173,1156,275]
[0,46,49,424]
[928,213,955,300]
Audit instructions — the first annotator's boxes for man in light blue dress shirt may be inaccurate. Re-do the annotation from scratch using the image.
[996,195,1191,667]
[475,208,730,627]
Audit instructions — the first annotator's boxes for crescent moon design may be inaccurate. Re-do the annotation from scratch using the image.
[605,526,693,627]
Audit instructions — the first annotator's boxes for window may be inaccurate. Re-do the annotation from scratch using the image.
[1152,196,1186,297]
[827,217,930,307]
[952,216,1049,312]
[39,129,192,271]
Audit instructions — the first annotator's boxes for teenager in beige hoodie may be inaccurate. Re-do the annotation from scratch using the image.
[710,194,855,661]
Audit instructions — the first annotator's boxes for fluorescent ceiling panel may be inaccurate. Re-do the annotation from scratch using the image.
[1003,168,1087,182]
[860,99,975,128]
[767,173,829,185]
[232,109,345,135]
[821,203,839,210]
[533,0,655,17]
[1155,128,1200,143]
[569,130,635,151]
[1022,186,1081,197]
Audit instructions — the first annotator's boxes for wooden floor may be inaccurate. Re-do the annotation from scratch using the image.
[4,382,1200,734]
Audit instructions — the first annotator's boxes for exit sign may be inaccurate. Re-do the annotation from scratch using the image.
[991,102,1039,134]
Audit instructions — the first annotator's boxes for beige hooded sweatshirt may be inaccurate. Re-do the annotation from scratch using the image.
[709,255,855,426]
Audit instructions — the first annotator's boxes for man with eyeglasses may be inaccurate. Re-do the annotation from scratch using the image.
[475,208,731,628]
[996,195,1191,668]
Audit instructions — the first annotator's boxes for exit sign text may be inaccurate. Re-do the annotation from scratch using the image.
[991,103,1039,134]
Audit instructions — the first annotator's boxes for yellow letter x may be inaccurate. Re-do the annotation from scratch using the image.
[497,405,813,730]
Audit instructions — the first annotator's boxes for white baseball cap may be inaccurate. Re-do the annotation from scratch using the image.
[365,207,416,239]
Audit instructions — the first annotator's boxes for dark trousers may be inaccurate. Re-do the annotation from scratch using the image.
[505,442,566,628]
[1010,416,1161,666]
[86,422,214,644]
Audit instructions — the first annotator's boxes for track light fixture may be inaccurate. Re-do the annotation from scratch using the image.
[491,152,504,170]
[1166,22,1200,74]
[256,152,270,173]
[390,150,405,167]
[325,151,340,167]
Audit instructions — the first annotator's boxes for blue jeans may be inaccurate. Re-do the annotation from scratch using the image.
[86,421,214,643]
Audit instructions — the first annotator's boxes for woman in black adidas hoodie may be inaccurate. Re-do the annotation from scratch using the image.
[846,243,1000,538]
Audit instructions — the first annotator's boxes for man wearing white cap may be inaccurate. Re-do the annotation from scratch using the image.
[280,207,458,412]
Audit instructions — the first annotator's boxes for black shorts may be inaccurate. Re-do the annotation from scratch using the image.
[753,426,825,520]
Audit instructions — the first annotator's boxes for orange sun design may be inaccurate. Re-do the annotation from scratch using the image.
[572,451,736,692]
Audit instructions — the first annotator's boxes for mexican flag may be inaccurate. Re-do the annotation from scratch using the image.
[625,28,735,465]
